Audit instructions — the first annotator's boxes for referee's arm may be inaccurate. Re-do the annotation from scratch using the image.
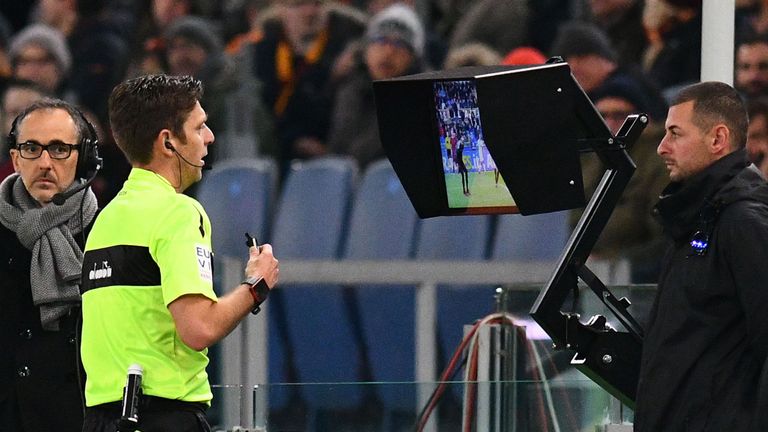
[168,244,279,351]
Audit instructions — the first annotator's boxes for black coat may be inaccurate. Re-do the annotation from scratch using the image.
[0,223,88,432]
[250,6,365,166]
[635,150,768,431]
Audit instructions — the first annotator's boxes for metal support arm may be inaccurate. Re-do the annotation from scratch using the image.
[530,114,648,408]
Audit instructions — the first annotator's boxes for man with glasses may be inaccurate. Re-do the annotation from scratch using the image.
[0,98,99,431]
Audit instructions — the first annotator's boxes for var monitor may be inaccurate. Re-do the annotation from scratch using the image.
[373,62,612,217]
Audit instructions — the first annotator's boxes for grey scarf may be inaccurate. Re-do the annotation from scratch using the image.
[0,174,98,330]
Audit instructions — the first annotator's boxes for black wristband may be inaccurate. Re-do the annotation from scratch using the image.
[242,276,270,315]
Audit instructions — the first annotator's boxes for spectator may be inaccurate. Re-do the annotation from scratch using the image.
[550,21,667,119]
[570,78,669,282]
[500,46,546,66]
[448,0,529,56]
[36,0,130,127]
[642,0,702,90]
[587,0,647,66]
[163,16,276,164]
[736,0,768,40]
[747,97,768,176]
[224,0,272,57]
[443,42,501,69]
[128,0,202,77]
[327,3,425,169]
[0,15,11,90]
[0,79,47,181]
[248,0,366,170]
[364,0,446,69]
[8,24,73,99]
[735,34,768,100]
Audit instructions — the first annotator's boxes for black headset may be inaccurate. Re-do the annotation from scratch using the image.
[6,106,102,180]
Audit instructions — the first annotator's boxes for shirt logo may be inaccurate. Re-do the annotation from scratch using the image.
[196,245,213,282]
[88,261,112,281]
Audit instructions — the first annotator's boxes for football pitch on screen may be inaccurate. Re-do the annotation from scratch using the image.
[446,170,514,208]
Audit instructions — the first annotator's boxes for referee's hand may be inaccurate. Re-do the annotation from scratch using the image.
[245,243,279,289]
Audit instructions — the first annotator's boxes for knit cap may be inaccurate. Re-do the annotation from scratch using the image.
[366,3,425,58]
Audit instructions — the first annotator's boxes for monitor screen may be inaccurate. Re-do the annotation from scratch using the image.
[374,63,593,217]
[433,80,517,213]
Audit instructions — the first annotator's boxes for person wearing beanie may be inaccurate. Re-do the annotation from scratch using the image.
[162,16,277,173]
[9,24,72,96]
[327,3,425,169]
[550,21,618,93]
[164,16,223,78]
[364,3,425,80]
[500,46,546,66]
[551,21,668,120]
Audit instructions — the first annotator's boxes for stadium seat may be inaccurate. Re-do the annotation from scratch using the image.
[196,158,277,260]
[342,159,421,412]
[415,215,497,383]
[491,211,571,262]
[267,156,359,409]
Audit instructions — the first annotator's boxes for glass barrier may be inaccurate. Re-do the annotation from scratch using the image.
[210,384,244,431]
[249,379,633,432]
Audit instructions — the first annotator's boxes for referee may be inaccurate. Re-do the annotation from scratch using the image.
[79,74,279,431]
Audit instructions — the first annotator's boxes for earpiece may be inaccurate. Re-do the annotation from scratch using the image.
[163,137,206,169]
[75,110,101,180]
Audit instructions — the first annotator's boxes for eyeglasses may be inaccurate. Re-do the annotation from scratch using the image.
[15,140,80,160]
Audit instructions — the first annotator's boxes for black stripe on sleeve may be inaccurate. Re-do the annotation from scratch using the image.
[81,245,161,293]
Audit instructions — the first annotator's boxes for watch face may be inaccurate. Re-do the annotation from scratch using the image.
[244,276,260,286]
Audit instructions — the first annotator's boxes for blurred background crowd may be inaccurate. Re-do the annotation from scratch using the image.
[2,0,768,281]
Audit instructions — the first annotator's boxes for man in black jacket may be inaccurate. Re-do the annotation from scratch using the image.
[0,98,99,432]
[634,81,768,431]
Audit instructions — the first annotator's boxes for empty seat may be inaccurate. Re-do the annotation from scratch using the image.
[415,216,497,382]
[491,211,570,262]
[343,159,419,260]
[342,160,420,405]
[196,158,277,259]
[267,157,359,409]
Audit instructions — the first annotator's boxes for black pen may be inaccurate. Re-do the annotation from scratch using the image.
[244,232,259,249]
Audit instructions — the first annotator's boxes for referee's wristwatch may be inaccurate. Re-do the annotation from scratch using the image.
[242,276,270,315]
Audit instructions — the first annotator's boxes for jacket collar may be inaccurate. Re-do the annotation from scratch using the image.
[654,149,749,241]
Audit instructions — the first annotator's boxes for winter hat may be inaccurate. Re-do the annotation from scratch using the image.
[591,76,652,114]
[164,16,223,54]
[9,24,72,75]
[501,46,546,65]
[366,3,425,58]
[550,22,617,63]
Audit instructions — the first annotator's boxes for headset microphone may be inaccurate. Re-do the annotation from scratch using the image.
[51,158,102,206]
[165,140,212,171]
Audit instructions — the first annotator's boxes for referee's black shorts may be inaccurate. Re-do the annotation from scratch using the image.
[82,395,210,432]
